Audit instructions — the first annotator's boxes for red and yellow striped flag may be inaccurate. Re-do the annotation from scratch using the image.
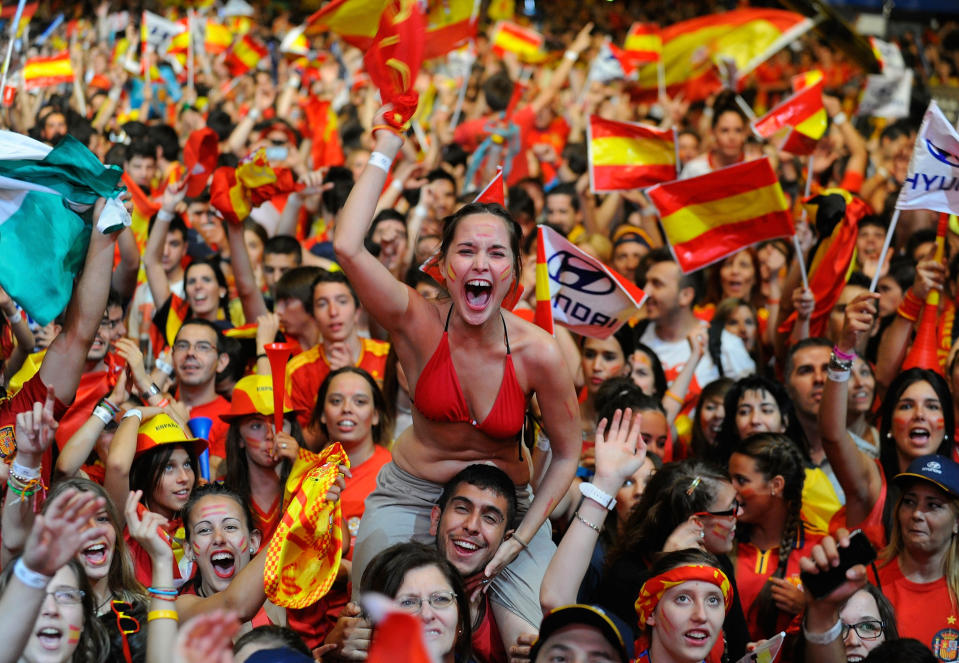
[624,22,662,64]
[534,228,553,334]
[424,0,478,60]
[225,34,268,77]
[753,79,827,155]
[23,52,73,90]
[491,21,545,63]
[648,158,794,273]
[205,21,233,54]
[305,0,390,47]
[588,115,676,192]
[791,69,823,92]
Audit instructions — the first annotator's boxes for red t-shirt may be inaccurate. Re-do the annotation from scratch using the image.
[736,523,824,641]
[472,592,508,663]
[286,338,390,429]
[55,364,120,449]
[508,105,569,185]
[873,558,959,662]
[341,445,392,560]
[188,396,231,459]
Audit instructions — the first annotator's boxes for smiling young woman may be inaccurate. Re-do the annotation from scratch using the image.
[334,106,581,645]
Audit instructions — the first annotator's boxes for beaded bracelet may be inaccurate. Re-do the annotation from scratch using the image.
[575,511,602,533]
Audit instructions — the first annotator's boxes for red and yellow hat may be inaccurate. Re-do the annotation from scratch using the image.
[219,374,301,423]
[134,413,208,460]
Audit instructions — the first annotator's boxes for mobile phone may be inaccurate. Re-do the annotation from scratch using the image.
[799,529,876,599]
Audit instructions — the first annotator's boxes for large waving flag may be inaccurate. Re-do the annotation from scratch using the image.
[536,226,646,338]
[491,21,546,63]
[623,22,662,64]
[897,101,959,216]
[305,0,389,46]
[633,9,813,102]
[23,52,73,90]
[753,79,827,156]
[364,0,425,132]
[0,133,124,324]
[225,34,268,77]
[424,0,479,60]
[588,115,676,192]
[647,158,793,273]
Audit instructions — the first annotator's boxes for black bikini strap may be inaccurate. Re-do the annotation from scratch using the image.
[501,314,511,354]
[444,304,454,331]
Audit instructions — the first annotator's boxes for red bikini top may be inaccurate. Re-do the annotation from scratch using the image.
[413,307,526,440]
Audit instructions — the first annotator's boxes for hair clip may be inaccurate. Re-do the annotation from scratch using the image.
[686,476,702,495]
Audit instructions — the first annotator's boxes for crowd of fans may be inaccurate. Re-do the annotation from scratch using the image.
[0,1,959,663]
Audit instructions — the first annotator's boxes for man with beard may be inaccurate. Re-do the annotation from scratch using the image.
[323,464,518,662]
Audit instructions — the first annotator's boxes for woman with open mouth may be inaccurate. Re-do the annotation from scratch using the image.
[633,549,733,663]
[820,291,954,546]
[335,103,582,644]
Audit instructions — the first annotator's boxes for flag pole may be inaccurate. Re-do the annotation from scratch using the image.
[800,153,814,224]
[792,234,809,290]
[792,151,815,290]
[869,208,900,292]
[450,43,474,129]
[187,9,195,97]
[734,94,756,121]
[0,0,27,102]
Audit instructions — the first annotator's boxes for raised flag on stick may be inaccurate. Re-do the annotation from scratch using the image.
[647,158,794,273]
[535,225,646,338]
[587,115,677,192]
[473,166,504,205]
[752,78,827,154]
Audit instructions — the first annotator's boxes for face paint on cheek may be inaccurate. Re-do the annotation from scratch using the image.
[68,624,82,645]
[192,542,201,554]
[238,536,248,551]
[499,267,512,281]
[446,263,456,282]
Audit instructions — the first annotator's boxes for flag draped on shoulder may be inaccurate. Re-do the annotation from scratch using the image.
[0,133,124,324]
[535,226,646,338]
[647,158,793,273]
[896,100,959,216]
[588,115,676,192]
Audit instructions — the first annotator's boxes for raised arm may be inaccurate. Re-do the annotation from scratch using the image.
[56,372,127,479]
[104,411,142,528]
[112,227,141,302]
[332,113,412,330]
[144,183,187,308]
[224,220,268,321]
[40,208,118,403]
[820,292,882,528]
[540,409,644,612]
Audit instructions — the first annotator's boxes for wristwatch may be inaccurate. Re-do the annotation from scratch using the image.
[579,482,616,510]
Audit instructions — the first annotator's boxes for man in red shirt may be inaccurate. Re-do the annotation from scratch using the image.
[286,271,389,429]
[171,318,230,468]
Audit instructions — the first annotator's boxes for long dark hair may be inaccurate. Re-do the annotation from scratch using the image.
[690,378,734,462]
[360,542,472,663]
[130,444,199,515]
[184,257,230,319]
[878,369,954,537]
[630,342,668,399]
[310,366,393,446]
[734,433,805,638]
[0,557,110,663]
[439,202,522,280]
[608,459,730,569]
[716,375,809,465]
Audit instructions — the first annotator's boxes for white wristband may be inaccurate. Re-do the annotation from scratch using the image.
[14,558,50,589]
[536,432,551,452]
[803,617,843,644]
[92,405,113,425]
[10,461,40,480]
[4,310,21,324]
[832,111,847,126]
[368,151,392,173]
[155,358,174,376]
[390,178,404,193]
[564,49,579,62]
[579,482,616,510]
[248,107,261,122]
[827,368,851,383]
[122,408,143,421]
[156,208,175,223]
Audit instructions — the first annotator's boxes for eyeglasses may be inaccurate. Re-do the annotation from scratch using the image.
[694,500,742,518]
[842,620,884,641]
[396,591,457,614]
[99,317,124,330]
[111,600,140,663]
[172,340,217,354]
[45,588,85,605]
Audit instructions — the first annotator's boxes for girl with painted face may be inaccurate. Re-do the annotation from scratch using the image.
[729,433,824,642]
[360,542,472,663]
[578,327,634,440]
[335,104,583,644]
[633,549,733,663]
[689,378,733,464]
[821,291,954,544]
[104,412,206,587]
[222,374,305,547]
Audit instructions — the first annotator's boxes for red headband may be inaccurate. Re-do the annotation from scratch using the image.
[634,564,733,627]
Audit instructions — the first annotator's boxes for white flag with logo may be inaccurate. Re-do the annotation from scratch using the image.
[859,69,912,120]
[537,226,646,339]
[897,101,959,215]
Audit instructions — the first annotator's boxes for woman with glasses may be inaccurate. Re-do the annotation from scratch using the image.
[360,542,472,663]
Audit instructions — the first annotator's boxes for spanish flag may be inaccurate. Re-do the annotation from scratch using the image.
[23,52,73,90]
[424,0,478,60]
[534,229,553,334]
[305,0,390,47]
[791,69,823,92]
[491,21,546,63]
[205,21,233,54]
[474,167,505,206]
[753,79,827,156]
[225,35,268,77]
[648,158,793,273]
[588,115,676,192]
[624,22,662,64]
[633,9,812,102]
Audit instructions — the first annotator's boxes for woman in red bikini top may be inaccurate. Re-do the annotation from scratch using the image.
[334,104,582,579]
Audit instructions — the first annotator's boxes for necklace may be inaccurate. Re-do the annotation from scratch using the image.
[96,592,114,615]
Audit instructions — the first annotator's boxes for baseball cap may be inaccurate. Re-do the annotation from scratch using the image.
[245,647,313,663]
[134,413,208,460]
[219,374,301,423]
[894,454,959,498]
[529,604,631,663]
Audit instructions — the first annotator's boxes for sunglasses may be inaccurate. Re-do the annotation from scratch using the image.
[111,600,140,663]
[693,500,742,518]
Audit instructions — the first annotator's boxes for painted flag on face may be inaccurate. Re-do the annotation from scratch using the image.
[588,115,677,192]
[647,158,793,273]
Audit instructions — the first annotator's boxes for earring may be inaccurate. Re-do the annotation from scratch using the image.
[946,434,951,442]
[886,431,893,439]
[249,546,256,554]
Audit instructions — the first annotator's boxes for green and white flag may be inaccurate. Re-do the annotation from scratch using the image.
[0,132,124,324]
